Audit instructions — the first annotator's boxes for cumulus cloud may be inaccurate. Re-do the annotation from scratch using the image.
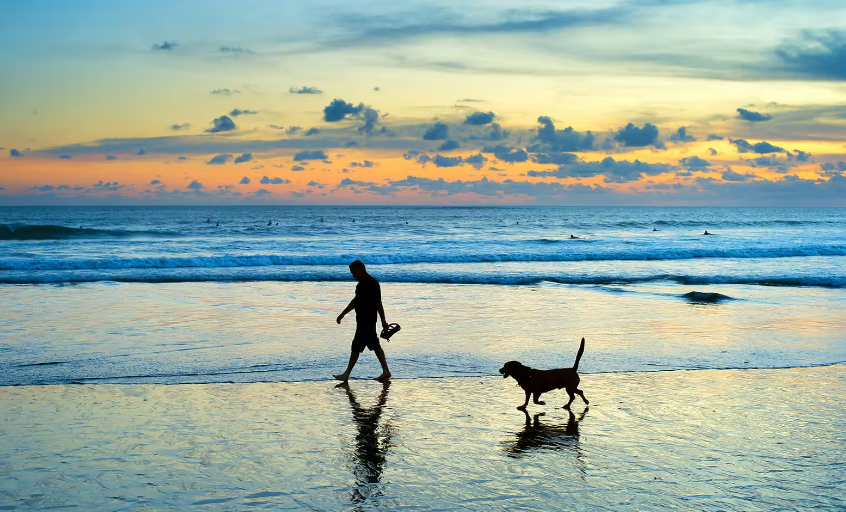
[207,154,233,165]
[730,139,785,154]
[170,123,191,131]
[291,165,305,171]
[234,153,253,164]
[150,179,161,185]
[230,109,258,117]
[59,154,72,159]
[91,180,125,192]
[323,99,364,122]
[106,155,117,160]
[423,122,449,140]
[206,115,237,133]
[532,117,594,152]
[293,150,328,161]
[211,88,240,96]
[9,149,23,157]
[29,185,54,191]
[464,153,488,169]
[526,156,675,183]
[706,134,724,141]
[668,127,696,142]
[614,123,661,148]
[137,149,147,156]
[679,156,711,169]
[290,86,323,94]
[438,139,461,151]
[151,41,178,51]
[304,127,321,136]
[531,152,579,165]
[819,161,846,176]
[253,189,272,197]
[358,107,383,136]
[737,108,772,122]
[463,111,496,125]
[482,144,529,163]
[721,169,757,182]
[260,176,290,185]
[239,176,251,184]
[350,160,377,168]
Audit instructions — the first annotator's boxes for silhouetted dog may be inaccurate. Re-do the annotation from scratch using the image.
[499,338,589,410]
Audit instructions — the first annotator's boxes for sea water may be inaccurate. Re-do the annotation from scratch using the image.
[1,206,844,385]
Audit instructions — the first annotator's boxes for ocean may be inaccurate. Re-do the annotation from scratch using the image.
[1,206,845,385]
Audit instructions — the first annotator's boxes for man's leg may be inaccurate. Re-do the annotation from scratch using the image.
[374,346,392,381]
[334,351,360,381]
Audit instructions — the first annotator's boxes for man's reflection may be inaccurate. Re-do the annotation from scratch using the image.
[504,408,588,460]
[337,381,394,505]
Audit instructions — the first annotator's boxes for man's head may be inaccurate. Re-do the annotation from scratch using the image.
[349,260,367,280]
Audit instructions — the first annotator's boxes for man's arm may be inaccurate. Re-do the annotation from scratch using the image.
[377,301,388,329]
[337,298,356,324]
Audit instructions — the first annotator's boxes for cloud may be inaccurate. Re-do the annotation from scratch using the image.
[793,150,812,162]
[211,88,240,96]
[90,180,125,192]
[234,153,253,164]
[323,99,364,122]
[438,139,461,151]
[178,156,187,160]
[614,123,661,148]
[668,127,695,143]
[350,160,377,168]
[230,109,258,117]
[304,127,321,136]
[290,86,323,94]
[708,148,718,156]
[775,29,846,80]
[260,176,290,185]
[137,148,147,156]
[819,161,846,177]
[239,176,251,184]
[358,107,386,136]
[206,115,237,133]
[106,155,117,160]
[526,156,675,183]
[29,185,55,192]
[343,141,359,148]
[423,122,449,140]
[737,108,772,122]
[207,154,233,165]
[464,153,488,169]
[170,123,191,131]
[531,152,579,165]
[679,156,711,169]
[10,149,23,157]
[150,179,161,185]
[59,154,72,159]
[294,150,328,161]
[151,41,178,51]
[220,46,254,54]
[463,111,496,125]
[533,117,594,152]
[253,188,272,197]
[730,139,785,154]
[706,134,724,141]
[484,123,509,141]
[721,169,757,182]
[482,145,529,163]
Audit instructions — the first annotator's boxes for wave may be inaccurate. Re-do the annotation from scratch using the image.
[2,244,845,271]
[1,269,844,287]
[0,224,176,240]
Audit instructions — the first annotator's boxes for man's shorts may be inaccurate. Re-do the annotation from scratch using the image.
[351,326,381,353]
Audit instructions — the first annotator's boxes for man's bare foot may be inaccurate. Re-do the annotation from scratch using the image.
[374,373,391,382]
[334,374,349,381]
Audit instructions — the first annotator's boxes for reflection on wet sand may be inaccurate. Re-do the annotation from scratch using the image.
[337,381,394,506]
[504,408,588,463]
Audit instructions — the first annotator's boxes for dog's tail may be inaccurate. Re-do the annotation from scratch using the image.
[573,338,585,371]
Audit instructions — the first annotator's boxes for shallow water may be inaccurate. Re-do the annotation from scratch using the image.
[1,366,844,511]
[2,280,844,385]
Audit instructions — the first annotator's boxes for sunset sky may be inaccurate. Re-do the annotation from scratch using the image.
[1,0,845,205]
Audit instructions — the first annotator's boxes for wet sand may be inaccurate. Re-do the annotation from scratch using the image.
[2,366,845,511]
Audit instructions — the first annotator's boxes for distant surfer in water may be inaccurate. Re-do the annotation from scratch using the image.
[268,220,272,226]
[206,218,211,223]
[334,260,392,382]
[570,234,580,239]
[653,228,658,231]
[703,230,712,235]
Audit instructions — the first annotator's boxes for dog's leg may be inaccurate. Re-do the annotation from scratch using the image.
[532,392,546,406]
[517,390,530,411]
[576,389,589,405]
[563,390,576,410]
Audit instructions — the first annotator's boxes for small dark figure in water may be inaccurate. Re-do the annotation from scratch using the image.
[352,218,356,222]
[406,221,408,224]
[703,230,712,235]
[268,220,272,226]
[321,217,325,222]
[206,218,211,223]
[653,228,658,231]
[570,234,579,239]
[276,222,279,226]
[334,260,392,382]
[216,222,220,227]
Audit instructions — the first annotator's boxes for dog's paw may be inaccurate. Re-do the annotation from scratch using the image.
[562,404,571,410]
[517,405,527,411]
[535,401,546,405]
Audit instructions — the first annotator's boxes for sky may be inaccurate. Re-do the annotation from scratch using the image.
[1,0,845,206]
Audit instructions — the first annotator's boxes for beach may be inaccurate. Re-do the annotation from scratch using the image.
[2,366,845,511]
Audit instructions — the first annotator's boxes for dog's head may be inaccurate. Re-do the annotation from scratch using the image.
[499,361,528,380]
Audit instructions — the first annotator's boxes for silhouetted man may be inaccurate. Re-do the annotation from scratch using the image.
[334,260,391,381]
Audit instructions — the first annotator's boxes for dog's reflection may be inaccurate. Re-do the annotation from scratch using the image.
[336,381,394,505]
[504,407,588,458]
